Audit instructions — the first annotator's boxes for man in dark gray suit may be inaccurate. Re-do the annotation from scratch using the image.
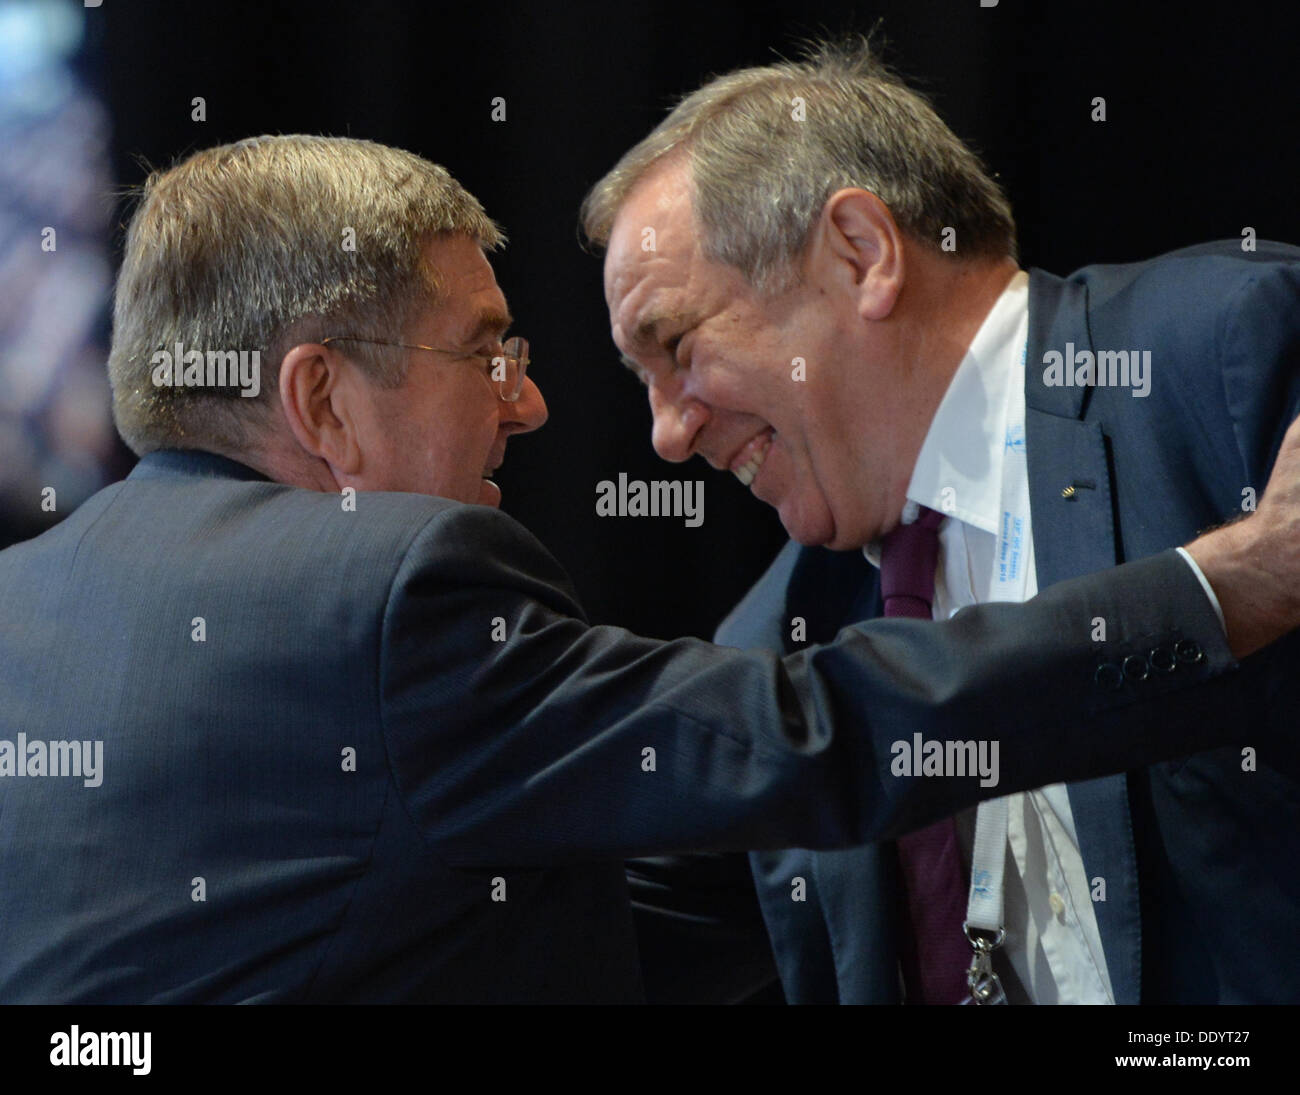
[0,135,1297,1002]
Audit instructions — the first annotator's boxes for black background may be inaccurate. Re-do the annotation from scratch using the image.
[78,0,1300,639]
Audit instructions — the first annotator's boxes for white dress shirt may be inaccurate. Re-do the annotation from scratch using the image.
[866,271,1116,1004]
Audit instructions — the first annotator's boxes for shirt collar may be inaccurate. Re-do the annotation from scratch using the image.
[865,270,1029,564]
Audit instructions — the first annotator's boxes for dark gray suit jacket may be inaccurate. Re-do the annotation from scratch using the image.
[0,448,1247,1001]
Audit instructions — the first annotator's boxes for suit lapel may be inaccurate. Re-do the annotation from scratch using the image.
[1025,269,1143,1006]
[782,546,880,650]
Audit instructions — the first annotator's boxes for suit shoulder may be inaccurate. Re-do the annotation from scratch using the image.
[227,487,585,618]
[241,482,459,533]
[384,499,588,624]
[1058,242,1300,383]
[1071,240,1300,324]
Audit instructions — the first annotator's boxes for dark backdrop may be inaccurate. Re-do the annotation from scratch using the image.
[78,0,1300,638]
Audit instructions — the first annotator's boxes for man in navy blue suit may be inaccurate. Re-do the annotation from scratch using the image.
[584,38,1300,1003]
[2,134,1298,1004]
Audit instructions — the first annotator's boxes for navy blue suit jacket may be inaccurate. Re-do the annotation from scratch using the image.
[720,241,1300,1004]
[0,440,1255,1001]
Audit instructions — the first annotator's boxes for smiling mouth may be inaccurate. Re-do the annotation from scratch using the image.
[730,428,775,487]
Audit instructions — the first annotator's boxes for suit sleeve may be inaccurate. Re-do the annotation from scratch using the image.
[622,544,807,1004]
[378,503,1246,869]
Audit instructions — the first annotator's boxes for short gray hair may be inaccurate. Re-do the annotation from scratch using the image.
[581,36,1017,293]
[109,135,504,456]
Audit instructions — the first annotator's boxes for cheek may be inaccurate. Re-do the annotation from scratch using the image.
[444,391,500,469]
[377,387,463,491]
[800,381,852,457]
[701,355,793,422]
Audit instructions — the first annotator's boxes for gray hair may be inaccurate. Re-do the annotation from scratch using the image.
[581,36,1017,293]
[109,134,504,456]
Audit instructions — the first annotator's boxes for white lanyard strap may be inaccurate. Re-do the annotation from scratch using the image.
[961,335,1028,1004]
[963,796,1010,1004]
[967,796,1009,931]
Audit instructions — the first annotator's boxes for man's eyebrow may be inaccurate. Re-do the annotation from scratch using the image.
[632,311,694,347]
[457,307,513,347]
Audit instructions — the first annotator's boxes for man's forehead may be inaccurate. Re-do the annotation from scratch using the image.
[426,236,499,293]
[603,166,695,301]
[414,236,511,341]
[424,281,510,341]
[614,156,693,233]
[605,257,690,353]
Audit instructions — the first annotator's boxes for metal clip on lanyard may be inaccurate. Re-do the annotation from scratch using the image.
[963,924,1008,1005]
[961,795,1010,1005]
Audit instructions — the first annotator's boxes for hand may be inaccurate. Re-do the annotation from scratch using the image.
[1187,412,1300,658]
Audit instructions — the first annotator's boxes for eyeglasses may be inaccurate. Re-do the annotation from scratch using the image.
[320,335,531,402]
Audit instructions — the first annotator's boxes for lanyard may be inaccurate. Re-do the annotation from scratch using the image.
[963,797,1010,1003]
[961,336,1028,1005]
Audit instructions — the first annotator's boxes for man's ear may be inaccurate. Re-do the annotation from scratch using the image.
[812,188,905,321]
[277,342,364,477]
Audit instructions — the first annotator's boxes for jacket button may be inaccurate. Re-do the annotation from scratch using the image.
[1149,645,1177,673]
[1123,654,1150,682]
[1094,662,1124,691]
[1175,639,1204,665]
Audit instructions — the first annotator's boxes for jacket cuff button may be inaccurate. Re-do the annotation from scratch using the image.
[1149,645,1177,673]
[1175,639,1204,665]
[1094,662,1124,691]
[1123,654,1150,682]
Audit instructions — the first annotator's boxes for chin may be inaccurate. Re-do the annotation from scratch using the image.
[823,528,869,551]
[778,499,838,549]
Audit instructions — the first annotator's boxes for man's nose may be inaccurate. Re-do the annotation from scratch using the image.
[503,376,548,434]
[649,385,708,463]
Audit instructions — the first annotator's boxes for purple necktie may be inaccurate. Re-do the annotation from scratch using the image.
[880,505,970,1005]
